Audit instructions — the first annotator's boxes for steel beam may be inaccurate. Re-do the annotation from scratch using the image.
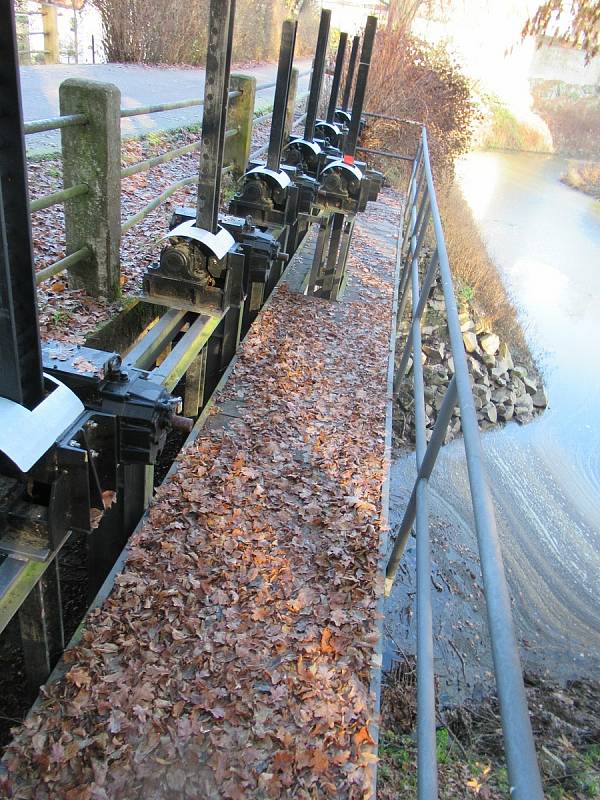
[266,19,298,173]
[0,1,45,408]
[304,9,331,142]
[196,0,236,233]
[326,32,347,123]
[344,16,377,160]
[151,313,223,392]
[18,559,64,691]
[183,347,207,417]
[124,308,188,371]
[341,35,359,112]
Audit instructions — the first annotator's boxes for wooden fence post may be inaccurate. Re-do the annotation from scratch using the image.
[41,6,59,65]
[60,79,121,300]
[225,73,256,176]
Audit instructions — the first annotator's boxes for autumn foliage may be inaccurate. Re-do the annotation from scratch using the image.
[363,29,480,182]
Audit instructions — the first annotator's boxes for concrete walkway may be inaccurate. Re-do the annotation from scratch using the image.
[2,192,401,798]
[21,60,312,155]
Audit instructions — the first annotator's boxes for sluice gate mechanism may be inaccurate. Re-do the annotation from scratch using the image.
[0,0,384,718]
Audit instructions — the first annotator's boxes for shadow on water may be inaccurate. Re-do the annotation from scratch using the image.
[385,151,600,702]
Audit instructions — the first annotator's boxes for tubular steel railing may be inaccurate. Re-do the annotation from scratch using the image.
[385,126,544,800]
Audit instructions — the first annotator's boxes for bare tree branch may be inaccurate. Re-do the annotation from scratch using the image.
[522,0,600,63]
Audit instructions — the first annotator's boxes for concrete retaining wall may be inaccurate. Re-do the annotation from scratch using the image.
[529,40,600,87]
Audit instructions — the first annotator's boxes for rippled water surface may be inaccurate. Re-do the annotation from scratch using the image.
[387,151,600,686]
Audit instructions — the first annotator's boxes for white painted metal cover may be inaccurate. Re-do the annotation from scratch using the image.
[246,165,291,189]
[162,221,235,261]
[288,138,322,155]
[321,159,364,182]
[0,375,84,472]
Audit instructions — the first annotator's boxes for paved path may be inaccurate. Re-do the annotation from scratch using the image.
[21,61,312,155]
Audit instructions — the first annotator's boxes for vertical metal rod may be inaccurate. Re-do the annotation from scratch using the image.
[326,32,347,123]
[341,34,359,111]
[407,206,438,800]
[304,9,331,142]
[266,19,298,173]
[402,163,426,255]
[397,205,417,322]
[394,248,439,389]
[197,0,236,233]
[420,128,544,799]
[344,16,377,159]
[385,376,458,584]
[0,2,45,408]
[402,149,422,229]
[412,203,431,264]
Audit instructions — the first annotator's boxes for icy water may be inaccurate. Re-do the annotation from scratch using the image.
[386,151,600,699]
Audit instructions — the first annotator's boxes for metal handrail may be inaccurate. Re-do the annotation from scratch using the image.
[385,126,544,800]
[122,136,216,179]
[24,114,88,135]
[30,182,88,212]
[35,245,90,285]
[120,91,239,119]
[252,90,309,130]
[121,68,311,120]
[120,128,236,233]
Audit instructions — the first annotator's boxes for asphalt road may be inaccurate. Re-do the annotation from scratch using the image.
[20,60,312,155]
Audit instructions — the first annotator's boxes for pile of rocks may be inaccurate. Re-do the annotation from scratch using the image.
[395,284,548,445]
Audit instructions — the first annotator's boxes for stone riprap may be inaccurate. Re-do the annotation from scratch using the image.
[395,278,547,445]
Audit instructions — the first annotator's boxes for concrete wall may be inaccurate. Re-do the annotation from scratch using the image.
[529,40,600,87]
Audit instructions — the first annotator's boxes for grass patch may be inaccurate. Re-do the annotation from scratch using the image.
[254,103,273,119]
[378,658,600,799]
[479,101,552,153]
[561,161,600,199]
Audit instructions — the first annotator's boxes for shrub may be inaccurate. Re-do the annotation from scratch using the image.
[363,30,480,181]
[479,101,553,153]
[92,0,320,65]
[533,94,600,159]
[561,160,600,197]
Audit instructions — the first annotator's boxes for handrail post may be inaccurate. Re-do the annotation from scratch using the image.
[419,128,544,800]
[225,73,256,177]
[41,4,59,64]
[60,78,121,300]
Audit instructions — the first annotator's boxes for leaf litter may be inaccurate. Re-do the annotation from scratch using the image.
[5,186,402,797]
